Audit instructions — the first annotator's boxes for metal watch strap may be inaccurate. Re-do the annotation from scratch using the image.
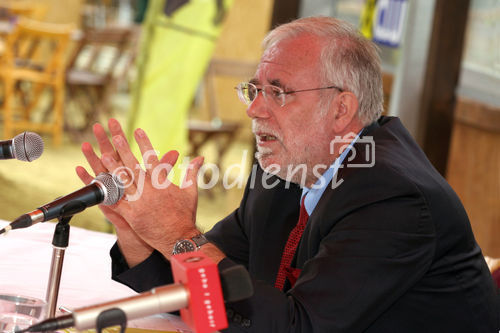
[172,233,209,255]
[191,233,209,249]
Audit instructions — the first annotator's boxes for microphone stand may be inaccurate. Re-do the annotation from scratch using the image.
[45,215,72,319]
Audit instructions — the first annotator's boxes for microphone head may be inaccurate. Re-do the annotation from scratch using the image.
[219,265,254,302]
[93,172,125,205]
[12,132,44,162]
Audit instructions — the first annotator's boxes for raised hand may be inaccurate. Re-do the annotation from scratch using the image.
[76,118,205,262]
[100,126,204,259]
[76,119,153,267]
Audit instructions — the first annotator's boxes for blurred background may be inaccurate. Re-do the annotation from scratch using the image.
[0,0,498,257]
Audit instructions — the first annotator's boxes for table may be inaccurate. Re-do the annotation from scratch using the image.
[0,221,192,332]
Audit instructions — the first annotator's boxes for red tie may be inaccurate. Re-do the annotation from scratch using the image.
[275,195,309,290]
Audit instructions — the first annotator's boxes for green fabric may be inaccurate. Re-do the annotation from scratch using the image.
[128,0,233,183]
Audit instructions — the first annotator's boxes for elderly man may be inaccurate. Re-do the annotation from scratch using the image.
[77,17,498,332]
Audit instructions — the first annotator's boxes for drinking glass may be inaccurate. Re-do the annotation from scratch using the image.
[0,294,46,333]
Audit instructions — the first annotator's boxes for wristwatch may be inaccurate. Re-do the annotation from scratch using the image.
[172,234,209,255]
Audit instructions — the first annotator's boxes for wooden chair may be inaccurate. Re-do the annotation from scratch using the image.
[0,1,48,21]
[188,58,257,174]
[64,25,138,139]
[0,18,72,145]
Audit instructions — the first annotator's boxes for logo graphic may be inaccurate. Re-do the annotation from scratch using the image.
[331,134,375,168]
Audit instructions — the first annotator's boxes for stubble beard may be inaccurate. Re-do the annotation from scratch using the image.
[252,105,330,187]
[254,142,316,187]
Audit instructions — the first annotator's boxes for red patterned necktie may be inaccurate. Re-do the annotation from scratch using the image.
[275,195,309,290]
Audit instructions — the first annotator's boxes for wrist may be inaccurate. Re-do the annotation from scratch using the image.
[115,229,153,268]
[200,242,225,264]
[171,233,209,255]
[158,228,201,259]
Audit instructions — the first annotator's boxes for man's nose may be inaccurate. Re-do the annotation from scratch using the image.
[246,92,271,119]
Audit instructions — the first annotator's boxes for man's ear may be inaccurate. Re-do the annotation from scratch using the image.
[332,92,359,132]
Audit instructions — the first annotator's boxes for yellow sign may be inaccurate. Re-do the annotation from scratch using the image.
[360,0,377,39]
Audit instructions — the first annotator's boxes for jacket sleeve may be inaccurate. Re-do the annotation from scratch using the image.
[110,243,174,292]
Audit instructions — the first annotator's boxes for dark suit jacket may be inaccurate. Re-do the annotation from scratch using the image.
[111,117,499,332]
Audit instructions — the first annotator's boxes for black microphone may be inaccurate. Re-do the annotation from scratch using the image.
[17,256,253,333]
[0,173,124,235]
[0,132,44,161]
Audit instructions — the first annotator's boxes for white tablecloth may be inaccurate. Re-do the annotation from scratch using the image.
[0,221,191,332]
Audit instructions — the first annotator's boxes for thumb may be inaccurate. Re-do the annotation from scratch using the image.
[180,156,204,190]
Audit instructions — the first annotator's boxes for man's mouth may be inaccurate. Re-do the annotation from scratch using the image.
[252,122,280,144]
[258,134,277,142]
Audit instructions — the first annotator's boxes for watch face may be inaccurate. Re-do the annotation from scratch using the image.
[173,240,196,254]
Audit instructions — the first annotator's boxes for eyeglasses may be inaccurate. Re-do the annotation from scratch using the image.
[235,82,343,107]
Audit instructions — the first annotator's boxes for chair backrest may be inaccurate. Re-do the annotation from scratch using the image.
[1,18,72,83]
[66,26,136,83]
[0,1,33,19]
[0,18,73,145]
[0,1,48,21]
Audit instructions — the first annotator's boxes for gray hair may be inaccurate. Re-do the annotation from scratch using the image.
[263,16,383,125]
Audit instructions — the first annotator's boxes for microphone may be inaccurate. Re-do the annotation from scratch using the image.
[0,173,123,235]
[0,132,44,161]
[18,252,253,333]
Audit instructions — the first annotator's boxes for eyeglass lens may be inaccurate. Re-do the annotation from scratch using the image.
[237,83,284,106]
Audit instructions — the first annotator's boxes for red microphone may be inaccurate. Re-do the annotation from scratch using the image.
[18,252,252,333]
[171,252,228,333]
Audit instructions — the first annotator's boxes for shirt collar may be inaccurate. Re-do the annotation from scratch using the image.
[301,130,362,216]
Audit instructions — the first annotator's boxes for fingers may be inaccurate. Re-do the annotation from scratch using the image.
[93,119,130,163]
[102,152,138,195]
[94,123,119,161]
[81,122,123,178]
[108,119,134,161]
[181,156,204,191]
[156,150,180,184]
[112,134,141,171]
[89,119,141,192]
[81,142,107,175]
[134,128,160,169]
[87,120,203,198]
[159,150,180,166]
[75,166,94,185]
[108,118,127,140]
